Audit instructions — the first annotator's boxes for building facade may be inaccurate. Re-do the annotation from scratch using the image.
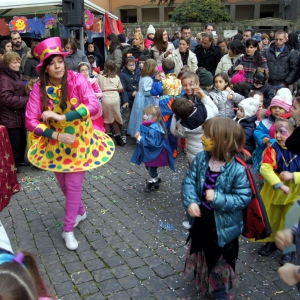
[97,0,280,23]
[279,0,300,21]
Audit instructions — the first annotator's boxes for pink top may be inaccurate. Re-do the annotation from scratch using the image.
[26,70,99,132]
[88,77,103,99]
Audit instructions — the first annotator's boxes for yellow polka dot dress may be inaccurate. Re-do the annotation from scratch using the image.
[27,85,115,172]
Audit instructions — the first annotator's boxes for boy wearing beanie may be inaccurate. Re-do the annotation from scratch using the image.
[144,25,155,49]
[234,97,260,154]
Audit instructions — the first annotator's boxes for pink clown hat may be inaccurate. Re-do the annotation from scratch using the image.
[35,37,68,73]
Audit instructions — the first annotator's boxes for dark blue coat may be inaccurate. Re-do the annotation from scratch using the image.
[236,114,257,154]
[248,83,274,108]
[119,65,140,107]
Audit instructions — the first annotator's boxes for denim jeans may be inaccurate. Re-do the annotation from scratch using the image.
[146,166,158,179]
[213,285,228,299]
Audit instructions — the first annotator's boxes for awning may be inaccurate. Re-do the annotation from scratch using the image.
[0,0,118,20]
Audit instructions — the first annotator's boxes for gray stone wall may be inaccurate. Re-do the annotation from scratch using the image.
[279,0,300,22]
[123,18,300,38]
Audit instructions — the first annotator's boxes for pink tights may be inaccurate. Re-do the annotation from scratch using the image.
[54,172,86,232]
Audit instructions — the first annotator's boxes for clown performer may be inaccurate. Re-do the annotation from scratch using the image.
[25,37,115,251]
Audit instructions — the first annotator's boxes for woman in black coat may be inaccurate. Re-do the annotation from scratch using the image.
[86,42,104,70]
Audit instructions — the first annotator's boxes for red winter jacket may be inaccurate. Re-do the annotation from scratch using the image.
[0,61,28,128]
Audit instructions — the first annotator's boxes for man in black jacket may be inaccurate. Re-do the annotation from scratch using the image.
[264,30,299,89]
[194,32,222,76]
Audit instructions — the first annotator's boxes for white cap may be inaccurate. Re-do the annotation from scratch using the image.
[146,25,155,36]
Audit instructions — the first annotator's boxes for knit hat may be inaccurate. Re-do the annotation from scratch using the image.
[231,69,245,85]
[146,25,155,36]
[238,97,260,118]
[199,69,213,88]
[275,87,293,105]
[117,34,126,43]
[269,88,293,112]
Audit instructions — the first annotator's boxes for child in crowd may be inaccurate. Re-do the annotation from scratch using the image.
[197,67,213,92]
[78,62,104,132]
[209,72,244,118]
[144,25,155,49]
[257,116,300,265]
[87,55,100,75]
[182,117,251,299]
[181,72,207,104]
[234,97,259,155]
[150,59,182,154]
[138,55,148,70]
[178,66,191,80]
[170,95,218,165]
[248,91,264,122]
[230,69,245,85]
[131,105,175,192]
[292,97,300,116]
[248,68,274,108]
[233,82,249,98]
[97,59,125,146]
[171,78,219,229]
[120,56,141,143]
[252,88,292,172]
[127,59,157,136]
[0,251,52,299]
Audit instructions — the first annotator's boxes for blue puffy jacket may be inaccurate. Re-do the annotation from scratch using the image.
[182,151,251,247]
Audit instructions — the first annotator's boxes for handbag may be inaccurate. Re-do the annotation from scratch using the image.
[235,155,272,240]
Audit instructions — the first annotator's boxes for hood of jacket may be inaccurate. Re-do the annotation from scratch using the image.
[0,60,21,81]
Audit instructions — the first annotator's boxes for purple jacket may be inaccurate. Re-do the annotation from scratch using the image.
[26,70,99,132]
[0,61,27,128]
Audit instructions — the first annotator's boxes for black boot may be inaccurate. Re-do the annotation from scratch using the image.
[145,178,160,193]
[280,252,295,265]
[258,242,277,256]
[114,134,125,146]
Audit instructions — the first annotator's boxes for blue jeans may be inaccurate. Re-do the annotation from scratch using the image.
[146,166,158,179]
[214,285,228,300]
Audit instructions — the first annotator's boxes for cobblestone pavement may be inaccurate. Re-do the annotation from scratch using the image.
[2,138,300,299]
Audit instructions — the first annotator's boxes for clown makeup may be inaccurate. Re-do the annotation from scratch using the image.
[143,113,156,121]
[275,122,291,146]
[201,134,214,152]
[271,106,286,119]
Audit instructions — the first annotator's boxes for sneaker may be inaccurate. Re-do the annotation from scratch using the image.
[62,231,78,250]
[74,212,87,227]
[121,135,127,143]
[182,221,191,230]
